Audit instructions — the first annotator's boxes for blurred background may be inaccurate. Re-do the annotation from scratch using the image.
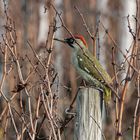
[0,0,139,140]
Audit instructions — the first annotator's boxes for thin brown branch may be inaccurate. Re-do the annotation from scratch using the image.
[135,116,140,140]
[74,6,94,40]
[133,73,140,140]
[40,85,57,140]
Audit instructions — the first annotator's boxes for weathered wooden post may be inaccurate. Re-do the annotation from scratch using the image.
[74,88,102,140]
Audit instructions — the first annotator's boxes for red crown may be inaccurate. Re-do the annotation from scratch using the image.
[74,35,88,48]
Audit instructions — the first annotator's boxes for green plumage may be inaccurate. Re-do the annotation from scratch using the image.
[76,48,112,104]
[77,48,112,84]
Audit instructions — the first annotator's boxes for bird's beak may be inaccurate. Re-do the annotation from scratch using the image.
[53,38,66,43]
[54,38,74,48]
[64,38,69,43]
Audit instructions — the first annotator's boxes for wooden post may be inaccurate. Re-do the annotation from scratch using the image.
[74,88,102,140]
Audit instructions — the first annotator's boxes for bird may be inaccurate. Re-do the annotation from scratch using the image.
[64,35,113,108]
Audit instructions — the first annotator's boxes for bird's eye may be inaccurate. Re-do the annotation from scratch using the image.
[69,38,75,44]
[65,37,75,48]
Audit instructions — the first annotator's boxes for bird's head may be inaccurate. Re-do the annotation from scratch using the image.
[64,35,88,51]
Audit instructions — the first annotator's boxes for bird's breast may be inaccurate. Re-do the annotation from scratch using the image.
[71,52,104,88]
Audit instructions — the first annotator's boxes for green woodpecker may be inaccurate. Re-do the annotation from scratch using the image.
[64,35,112,105]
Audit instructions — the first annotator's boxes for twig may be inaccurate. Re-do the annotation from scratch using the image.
[135,116,140,140]
[74,6,94,40]
[40,85,57,140]
[133,72,140,140]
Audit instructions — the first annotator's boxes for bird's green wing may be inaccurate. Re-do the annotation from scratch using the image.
[77,48,112,85]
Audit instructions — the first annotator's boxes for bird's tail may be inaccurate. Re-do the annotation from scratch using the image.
[103,86,111,116]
